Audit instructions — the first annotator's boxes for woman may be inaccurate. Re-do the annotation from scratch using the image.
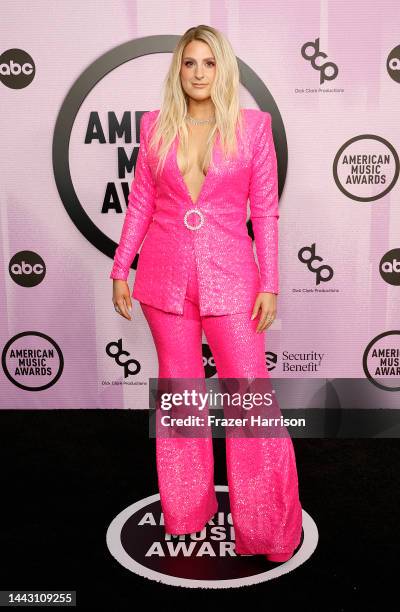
[110,25,303,563]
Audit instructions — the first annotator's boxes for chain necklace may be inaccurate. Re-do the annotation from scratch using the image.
[185,113,216,125]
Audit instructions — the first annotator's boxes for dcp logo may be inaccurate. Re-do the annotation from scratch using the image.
[301,37,338,84]
[106,338,141,377]
[298,243,334,285]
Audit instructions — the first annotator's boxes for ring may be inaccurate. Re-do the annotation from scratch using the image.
[114,305,120,313]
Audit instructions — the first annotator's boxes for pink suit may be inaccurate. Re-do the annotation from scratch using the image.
[110,108,303,556]
[110,108,279,315]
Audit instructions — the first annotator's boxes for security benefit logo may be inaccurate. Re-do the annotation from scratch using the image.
[107,486,318,588]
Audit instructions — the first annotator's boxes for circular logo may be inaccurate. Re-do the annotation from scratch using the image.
[0,48,35,89]
[379,248,400,285]
[52,35,287,272]
[2,331,64,391]
[387,45,400,84]
[333,135,399,202]
[106,485,318,588]
[9,250,46,287]
[363,331,400,392]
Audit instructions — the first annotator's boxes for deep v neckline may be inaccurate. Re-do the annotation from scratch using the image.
[174,132,217,207]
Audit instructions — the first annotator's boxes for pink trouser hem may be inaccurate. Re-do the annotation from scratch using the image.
[234,528,302,556]
[164,499,219,536]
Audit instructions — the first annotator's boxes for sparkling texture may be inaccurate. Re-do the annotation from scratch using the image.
[140,247,303,554]
[109,111,156,282]
[110,108,280,315]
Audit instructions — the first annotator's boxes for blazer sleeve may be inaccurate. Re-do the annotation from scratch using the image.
[248,111,280,295]
[109,112,156,281]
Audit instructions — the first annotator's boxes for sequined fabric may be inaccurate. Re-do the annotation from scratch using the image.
[140,245,303,554]
[109,108,279,316]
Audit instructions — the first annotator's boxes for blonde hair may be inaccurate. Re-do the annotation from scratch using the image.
[148,24,244,178]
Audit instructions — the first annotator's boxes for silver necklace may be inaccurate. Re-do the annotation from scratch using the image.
[185,113,215,125]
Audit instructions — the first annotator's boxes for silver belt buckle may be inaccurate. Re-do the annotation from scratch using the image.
[184,208,204,230]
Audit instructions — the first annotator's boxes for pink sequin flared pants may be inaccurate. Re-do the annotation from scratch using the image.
[140,259,303,556]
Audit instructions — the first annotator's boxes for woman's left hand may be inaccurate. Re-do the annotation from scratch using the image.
[251,292,277,333]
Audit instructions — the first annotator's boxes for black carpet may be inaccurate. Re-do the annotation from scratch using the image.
[0,410,398,610]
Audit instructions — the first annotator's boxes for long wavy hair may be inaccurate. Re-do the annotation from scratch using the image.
[147,24,244,179]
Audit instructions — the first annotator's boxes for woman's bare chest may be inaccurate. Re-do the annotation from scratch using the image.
[176,128,213,205]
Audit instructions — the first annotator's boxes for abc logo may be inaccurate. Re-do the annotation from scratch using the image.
[0,49,35,88]
[380,248,400,285]
[387,44,400,84]
[9,251,46,287]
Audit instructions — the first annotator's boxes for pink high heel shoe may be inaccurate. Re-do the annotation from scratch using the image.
[265,551,294,562]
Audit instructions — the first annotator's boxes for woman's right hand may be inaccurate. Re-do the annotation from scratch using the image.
[112,279,132,320]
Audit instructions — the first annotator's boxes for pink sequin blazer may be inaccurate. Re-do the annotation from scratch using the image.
[109,108,279,316]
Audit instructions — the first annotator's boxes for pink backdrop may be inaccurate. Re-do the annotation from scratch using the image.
[1,0,399,408]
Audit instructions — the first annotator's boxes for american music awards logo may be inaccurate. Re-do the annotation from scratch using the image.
[106,485,318,588]
[52,35,287,269]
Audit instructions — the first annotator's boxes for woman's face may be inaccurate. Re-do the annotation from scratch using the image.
[180,39,216,102]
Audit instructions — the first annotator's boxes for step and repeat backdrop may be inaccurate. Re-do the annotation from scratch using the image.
[1,1,399,409]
